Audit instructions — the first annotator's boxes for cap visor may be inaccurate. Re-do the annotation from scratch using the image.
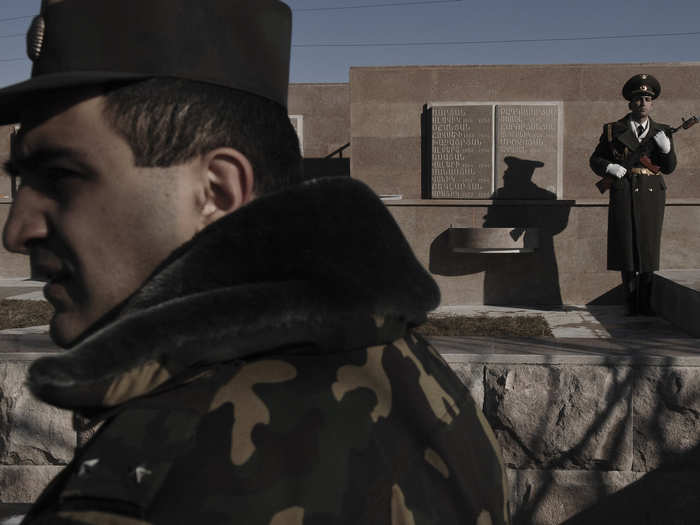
[0,71,151,125]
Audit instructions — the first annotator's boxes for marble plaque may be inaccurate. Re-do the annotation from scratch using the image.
[288,114,304,156]
[495,104,558,197]
[430,105,493,199]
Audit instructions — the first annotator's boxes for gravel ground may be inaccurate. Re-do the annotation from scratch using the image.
[0,300,54,330]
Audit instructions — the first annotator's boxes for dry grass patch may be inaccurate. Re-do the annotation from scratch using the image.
[0,300,54,330]
[0,300,553,338]
[416,314,553,337]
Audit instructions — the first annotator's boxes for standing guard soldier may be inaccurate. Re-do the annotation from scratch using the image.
[590,74,677,315]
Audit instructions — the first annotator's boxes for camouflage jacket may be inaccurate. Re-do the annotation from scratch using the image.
[23,178,509,525]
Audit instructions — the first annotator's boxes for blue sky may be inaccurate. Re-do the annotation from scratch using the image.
[1,0,699,86]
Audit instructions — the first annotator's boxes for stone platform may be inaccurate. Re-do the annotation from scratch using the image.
[653,269,700,338]
[0,280,698,523]
[434,334,700,524]
[0,329,698,524]
[429,299,699,523]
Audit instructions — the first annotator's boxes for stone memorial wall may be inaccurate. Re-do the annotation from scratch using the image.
[287,83,350,159]
[351,63,700,305]
[426,102,561,199]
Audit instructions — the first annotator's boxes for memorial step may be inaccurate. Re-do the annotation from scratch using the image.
[652,269,700,337]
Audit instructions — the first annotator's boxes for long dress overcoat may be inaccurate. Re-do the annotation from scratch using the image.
[590,115,676,272]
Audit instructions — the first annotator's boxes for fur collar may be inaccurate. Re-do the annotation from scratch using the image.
[27,177,440,412]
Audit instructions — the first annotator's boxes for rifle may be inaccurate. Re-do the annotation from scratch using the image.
[595,115,699,194]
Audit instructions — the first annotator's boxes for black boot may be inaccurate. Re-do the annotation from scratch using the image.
[621,271,638,316]
[638,272,655,315]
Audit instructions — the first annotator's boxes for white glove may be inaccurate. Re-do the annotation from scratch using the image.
[653,131,671,154]
[606,163,627,179]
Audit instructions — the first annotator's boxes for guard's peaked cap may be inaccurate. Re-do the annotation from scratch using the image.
[622,73,661,101]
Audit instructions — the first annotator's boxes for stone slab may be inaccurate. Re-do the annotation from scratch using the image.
[633,366,700,472]
[483,365,633,470]
[429,104,493,199]
[495,104,559,197]
[447,363,484,410]
[508,469,641,525]
[0,361,75,465]
[0,334,61,354]
[0,466,63,503]
[434,336,700,366]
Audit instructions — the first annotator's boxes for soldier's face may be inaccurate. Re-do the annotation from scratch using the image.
[629,95,653,120]
[3,91,203,346]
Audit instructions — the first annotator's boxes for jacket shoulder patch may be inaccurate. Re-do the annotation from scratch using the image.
[59,408,200,517]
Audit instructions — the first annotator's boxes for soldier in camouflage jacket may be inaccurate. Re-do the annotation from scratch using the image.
[21,178,509,524]
[1,1,509,523]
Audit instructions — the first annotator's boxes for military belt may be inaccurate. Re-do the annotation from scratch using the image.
[629,167,658,176]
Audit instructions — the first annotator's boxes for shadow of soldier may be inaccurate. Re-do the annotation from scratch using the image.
[429,156,571,305]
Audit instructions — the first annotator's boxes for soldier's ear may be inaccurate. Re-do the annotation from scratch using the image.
[198,148,255,228]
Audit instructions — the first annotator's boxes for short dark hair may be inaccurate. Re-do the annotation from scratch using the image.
[102,78,304,195]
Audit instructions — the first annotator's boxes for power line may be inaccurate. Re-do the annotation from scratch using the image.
[294,0,461,11]
[293,30,700,47]
[0,15,32,23]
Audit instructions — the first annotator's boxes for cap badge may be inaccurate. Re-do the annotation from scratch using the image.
[641,74,648,79]
[26,15,46,62]
[641,85,648,92]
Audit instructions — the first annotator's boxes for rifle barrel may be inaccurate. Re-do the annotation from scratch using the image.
[669,115,698,134]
